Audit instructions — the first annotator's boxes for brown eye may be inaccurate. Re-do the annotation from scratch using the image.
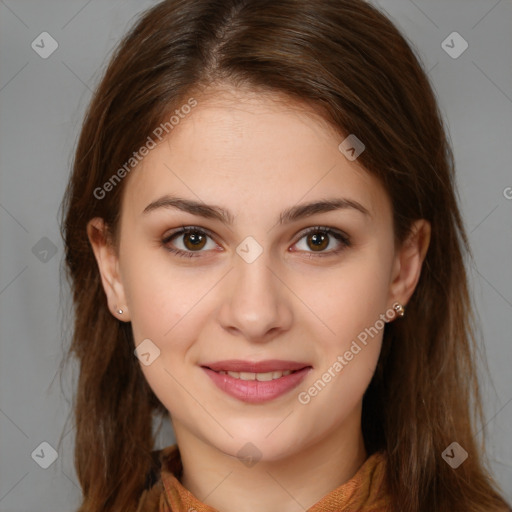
[306,232,329,251]
[293,227,351,256]
[162,226,218,258]
[183,231,207,251]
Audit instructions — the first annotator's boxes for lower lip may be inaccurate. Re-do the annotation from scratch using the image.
[202,367,312,403]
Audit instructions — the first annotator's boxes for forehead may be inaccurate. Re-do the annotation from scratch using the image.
[121,87,390,225]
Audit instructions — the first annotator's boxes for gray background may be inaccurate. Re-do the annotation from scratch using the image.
[0,1,511,510]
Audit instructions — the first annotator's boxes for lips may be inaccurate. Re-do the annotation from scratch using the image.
[201,360,312,403]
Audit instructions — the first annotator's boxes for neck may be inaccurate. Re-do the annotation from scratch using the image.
[173,411,368,512]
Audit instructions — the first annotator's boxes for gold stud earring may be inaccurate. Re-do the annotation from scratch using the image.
[393,302,405,318]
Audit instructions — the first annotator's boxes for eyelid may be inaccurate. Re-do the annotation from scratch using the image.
[162,225,217,243]
[294,225,350,244]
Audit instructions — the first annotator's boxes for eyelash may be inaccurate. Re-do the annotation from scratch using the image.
[161,225,351,259]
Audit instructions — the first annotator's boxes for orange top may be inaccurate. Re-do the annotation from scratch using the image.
[136,444,390,512]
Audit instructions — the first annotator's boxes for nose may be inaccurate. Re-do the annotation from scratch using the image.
[216,248,293,343]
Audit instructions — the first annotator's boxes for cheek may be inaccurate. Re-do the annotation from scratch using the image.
[122,252,211,415]
[296,246,390,406]
[121,244,210,341]
[305,249,391,346]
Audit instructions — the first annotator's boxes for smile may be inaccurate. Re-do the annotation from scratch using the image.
[200,360,312,403]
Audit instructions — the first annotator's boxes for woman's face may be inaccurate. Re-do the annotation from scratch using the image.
[90,86,428,462]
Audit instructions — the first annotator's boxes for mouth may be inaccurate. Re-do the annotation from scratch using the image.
[200,359,312,403]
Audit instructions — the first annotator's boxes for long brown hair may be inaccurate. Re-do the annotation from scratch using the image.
[59,0,511,510]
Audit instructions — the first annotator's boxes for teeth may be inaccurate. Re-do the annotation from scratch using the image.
[257,372,274,381]
[221,369,293,380]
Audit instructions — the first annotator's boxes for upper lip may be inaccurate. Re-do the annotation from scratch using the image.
[202,359,311,373]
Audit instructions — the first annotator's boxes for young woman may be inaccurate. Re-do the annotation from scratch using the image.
[60,0,511,511]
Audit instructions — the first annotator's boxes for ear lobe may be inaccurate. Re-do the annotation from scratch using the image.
[388,219,431,308]
[87,217,130,321]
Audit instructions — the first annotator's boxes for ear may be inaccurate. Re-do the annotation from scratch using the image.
[87,217,131,322]
[388,219,431,314]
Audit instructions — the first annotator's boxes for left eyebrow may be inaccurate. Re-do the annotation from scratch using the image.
[279,197,371,223]
[141,195,371,224]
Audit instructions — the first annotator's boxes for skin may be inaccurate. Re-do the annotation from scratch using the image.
[88,85,430,512]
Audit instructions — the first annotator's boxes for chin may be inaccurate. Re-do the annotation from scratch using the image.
[208,426,308,464]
